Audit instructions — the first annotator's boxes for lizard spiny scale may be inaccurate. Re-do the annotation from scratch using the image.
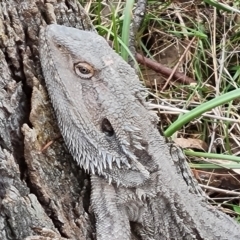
[123,125,135,132]
[40,24,240,240]
[106,153,113,169]
[115,158,121,168]
[39,24,150,187]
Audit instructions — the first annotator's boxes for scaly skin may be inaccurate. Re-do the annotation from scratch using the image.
[39,24,240,239]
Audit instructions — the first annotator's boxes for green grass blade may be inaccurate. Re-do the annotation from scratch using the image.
[110,5,120,54]
[185,151,240,163]
[189,163,240,169]
[164,88,240,137]
[203,0,240,13]
[121,0,134,60]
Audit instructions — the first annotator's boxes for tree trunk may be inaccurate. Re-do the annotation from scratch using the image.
[0,1,95,239]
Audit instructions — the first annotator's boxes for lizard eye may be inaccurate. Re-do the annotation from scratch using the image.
[74,62,94,79]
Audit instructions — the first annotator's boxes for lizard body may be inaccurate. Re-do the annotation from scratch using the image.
[39,24,240,239]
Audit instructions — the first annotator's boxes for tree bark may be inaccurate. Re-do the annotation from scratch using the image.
[0,1,95,239]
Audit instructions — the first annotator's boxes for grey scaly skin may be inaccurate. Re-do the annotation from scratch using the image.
[39,24,240,240]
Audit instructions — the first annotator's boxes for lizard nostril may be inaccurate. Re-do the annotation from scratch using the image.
[101,118,114,137]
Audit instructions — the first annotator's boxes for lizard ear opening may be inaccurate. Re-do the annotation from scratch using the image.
[101,118,114,137]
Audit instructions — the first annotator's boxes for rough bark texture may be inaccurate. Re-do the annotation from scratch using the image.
[0,1,95,239]
[1,1,240,240]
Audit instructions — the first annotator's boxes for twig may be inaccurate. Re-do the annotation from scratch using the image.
[41,135,61,152]
[162,36,196,90]
[199,184,240,196]
[136,53,195,85]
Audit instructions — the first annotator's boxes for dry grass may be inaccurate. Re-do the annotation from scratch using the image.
[83,0,240,221]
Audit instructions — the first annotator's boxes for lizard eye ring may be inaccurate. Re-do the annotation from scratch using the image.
[74,62,94,79]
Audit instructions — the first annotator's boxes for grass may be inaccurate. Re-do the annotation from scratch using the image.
[83,0,240,220]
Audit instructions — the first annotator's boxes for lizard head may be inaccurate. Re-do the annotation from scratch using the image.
[39,24,159,187]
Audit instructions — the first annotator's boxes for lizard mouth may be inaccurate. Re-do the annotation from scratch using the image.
[101,118,114,137]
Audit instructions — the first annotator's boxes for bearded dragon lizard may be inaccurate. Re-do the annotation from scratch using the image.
[39,24,240,240]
